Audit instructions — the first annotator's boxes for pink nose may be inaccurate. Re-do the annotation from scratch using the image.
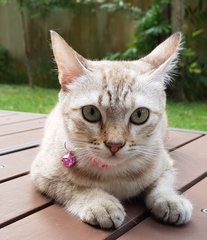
[104,141,125,154]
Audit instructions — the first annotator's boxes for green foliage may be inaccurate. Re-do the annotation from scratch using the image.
[16,0,119,17]
[105,0,171,60]
[0,0,110,18]
[180,1,207,100]
[0,0,8,4]
[17,0,76,17]
[185,0,207,26]
[15,0,142,18]
[100,0,141,16]
[105,0,207,101]
[1,0,206,100]
[180,31,207,100]
[0,46,10,82]
[0,84,58,113]
[31,58,59,88]
[167,100,207,131]
[0,45,27,84]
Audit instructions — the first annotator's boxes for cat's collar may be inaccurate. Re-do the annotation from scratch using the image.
[61,151,110,169]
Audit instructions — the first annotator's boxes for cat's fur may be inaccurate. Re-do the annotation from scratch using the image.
[31,31,192,229]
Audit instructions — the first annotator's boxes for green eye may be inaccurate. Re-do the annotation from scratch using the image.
[130,108,149,125]
[82,105,101,123]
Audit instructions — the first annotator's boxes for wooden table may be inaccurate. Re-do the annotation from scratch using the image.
[0,110,207,240]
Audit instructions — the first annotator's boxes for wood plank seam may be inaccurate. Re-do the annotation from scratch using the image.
[169,127,207,135]
[0,127,44,137]
[0,116,46,127]
[0,141,40,156]
[179,172,207,193]
[0,201,54,229]
[104,211,149,240]
[0,171,29,184]
[169,134,206,152]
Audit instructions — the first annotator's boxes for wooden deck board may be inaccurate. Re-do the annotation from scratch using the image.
[0,129,42,155]
[0,205,110,240]
[172,135,207,191]
[118,178,207,240]
[0,111,206,240]
[0,147,39,183]
[0,111,45,125]
[0,175,50,228]
[0,118,45,136]
[166,129,202,150]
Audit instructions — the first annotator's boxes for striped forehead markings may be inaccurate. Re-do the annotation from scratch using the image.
[107,90,112,102]
[98,95,103,106]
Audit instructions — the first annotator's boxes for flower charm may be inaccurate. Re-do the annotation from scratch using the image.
[62,152,76,168]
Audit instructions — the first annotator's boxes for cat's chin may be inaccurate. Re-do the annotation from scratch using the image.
[94,154,127,167]
[107,155,124,162]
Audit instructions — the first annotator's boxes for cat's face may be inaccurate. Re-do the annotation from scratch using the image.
[50,31,182,168]
[61,62,165,166]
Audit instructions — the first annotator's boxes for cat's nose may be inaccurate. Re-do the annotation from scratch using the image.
[104,141,125,154]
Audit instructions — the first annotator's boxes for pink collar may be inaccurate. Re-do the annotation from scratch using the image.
[61,151,110,169]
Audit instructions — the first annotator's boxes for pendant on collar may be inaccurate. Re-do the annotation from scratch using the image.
[62,151,76,168]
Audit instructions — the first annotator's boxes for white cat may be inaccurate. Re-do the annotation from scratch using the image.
[31,31,192,229]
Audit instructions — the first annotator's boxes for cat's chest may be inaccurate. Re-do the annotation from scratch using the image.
[96,179,144,199]
[68,168,157,200]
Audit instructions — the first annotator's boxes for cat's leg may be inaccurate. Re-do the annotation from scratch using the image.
[67,188,126,229]
[31,168,125,229]
[145,154,192,225]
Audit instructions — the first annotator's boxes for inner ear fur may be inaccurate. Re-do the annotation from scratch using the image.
[141,32,183,68]
[50,30,87,88]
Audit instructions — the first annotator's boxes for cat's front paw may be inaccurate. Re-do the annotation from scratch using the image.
[147,195,192,225]
[79,196,126,229]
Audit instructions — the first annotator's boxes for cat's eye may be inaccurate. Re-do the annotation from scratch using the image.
[82,105,101,123]
[130,107,149,125]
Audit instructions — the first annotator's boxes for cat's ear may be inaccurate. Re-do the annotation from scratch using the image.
[50,30,87,89]
[141,32,183,85]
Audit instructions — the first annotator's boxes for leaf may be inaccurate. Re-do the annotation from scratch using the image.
[0,0,8,5]
[182,48,196,57]
[192,29,204,37]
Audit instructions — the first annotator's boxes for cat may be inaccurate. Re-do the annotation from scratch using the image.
[30,31,192,229]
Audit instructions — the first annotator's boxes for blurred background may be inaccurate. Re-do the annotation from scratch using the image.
[0,0,206,130]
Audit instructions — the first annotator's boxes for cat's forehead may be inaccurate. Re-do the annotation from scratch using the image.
[68,60,163,112]
[91,60,153,80]
[92,61,159,97]
[91,59,153,70]
[90,60,157,93]
[98,69,135,108]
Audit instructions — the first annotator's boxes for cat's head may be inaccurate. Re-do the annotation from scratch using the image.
[50,31,182,170]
